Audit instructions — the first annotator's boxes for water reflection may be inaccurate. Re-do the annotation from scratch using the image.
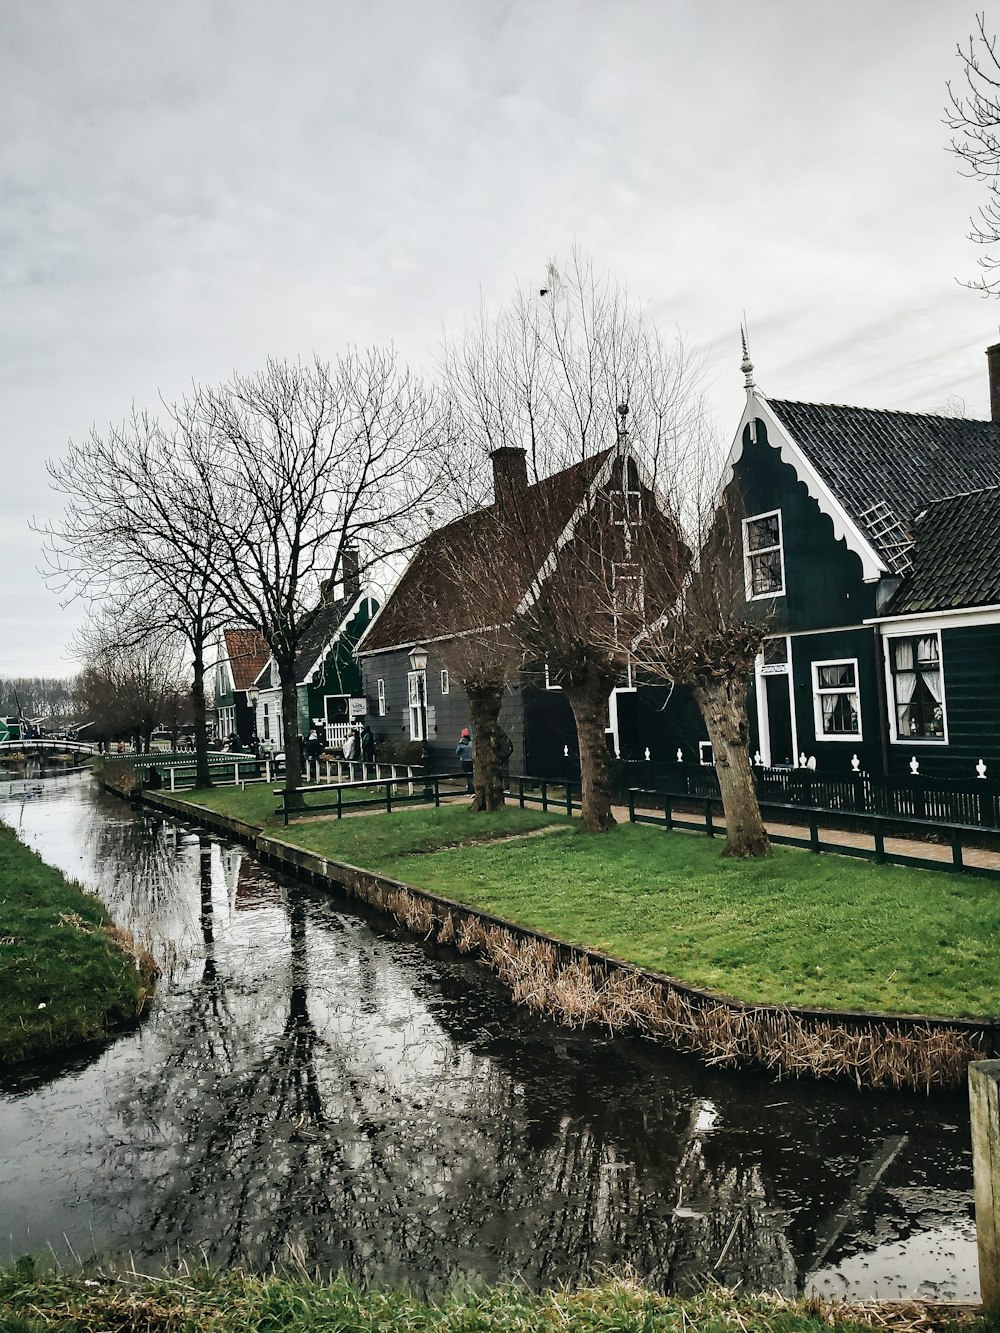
[0,774,979,1300]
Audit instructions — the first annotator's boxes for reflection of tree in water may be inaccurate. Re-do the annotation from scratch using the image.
[88,853,974,1297]
[79,798,203,977]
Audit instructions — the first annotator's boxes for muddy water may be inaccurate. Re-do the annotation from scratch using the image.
[0,773,980,1299]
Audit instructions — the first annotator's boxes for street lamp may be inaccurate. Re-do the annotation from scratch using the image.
[246,685,259,752]
[407,644,432,792]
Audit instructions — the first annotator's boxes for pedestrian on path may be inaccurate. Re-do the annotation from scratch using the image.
[456,728,474,793]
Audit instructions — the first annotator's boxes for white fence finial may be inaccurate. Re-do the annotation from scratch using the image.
[644,747,651,762]
[676,747,683,763]
[909,756,920,775]
[976,758,988,780]
[754,750,762,767]
[851,753,861,773]
[798,752,807,768]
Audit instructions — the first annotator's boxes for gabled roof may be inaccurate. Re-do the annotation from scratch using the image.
[767,400,1000,574]
[293,592,361,682]
[884,486,1000,616]
[358,451,612,654]
[223,629,270,692]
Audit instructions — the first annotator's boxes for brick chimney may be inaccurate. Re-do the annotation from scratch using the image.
[490,446,528,512]
[341,546,360,597]
[988,343,1000,422]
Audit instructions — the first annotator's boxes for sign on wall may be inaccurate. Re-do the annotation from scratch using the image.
[349,697,368,718]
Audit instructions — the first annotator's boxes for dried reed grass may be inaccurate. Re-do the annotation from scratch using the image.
[295,857,989,1091]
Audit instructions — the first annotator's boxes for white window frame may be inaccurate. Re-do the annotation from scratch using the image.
[884,631,948,746]
[262,701,271,741]
[407,669,426,742]
[440,669,450,695]
[753,635,799,768]
[544,662,561,691]
[743,509,786,600]
[811,657,862,742]
[218,705,235,739]
[611,561,644,646]
[377,678,386,716]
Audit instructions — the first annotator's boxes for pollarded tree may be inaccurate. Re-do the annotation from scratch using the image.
[440,253,707,832]
[620,484,772,859]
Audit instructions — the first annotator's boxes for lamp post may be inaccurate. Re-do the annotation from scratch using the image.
[408,644,432,794]
[246,685,259,753]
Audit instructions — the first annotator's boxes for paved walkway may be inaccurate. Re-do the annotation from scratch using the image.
[621,799,1000,874]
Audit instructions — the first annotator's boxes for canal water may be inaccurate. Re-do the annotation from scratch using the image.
[0,773,980,1300]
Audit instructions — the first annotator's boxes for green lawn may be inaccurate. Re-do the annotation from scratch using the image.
[0,1265,958,1333]
[167,790,1000,1019]
[0,822,154,1064]
[185,780,463,829]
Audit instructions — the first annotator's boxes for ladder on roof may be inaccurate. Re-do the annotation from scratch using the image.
[858,499,914,575]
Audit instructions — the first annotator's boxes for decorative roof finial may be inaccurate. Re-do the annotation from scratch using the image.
[740,319,755,395]
[617,401,629,448]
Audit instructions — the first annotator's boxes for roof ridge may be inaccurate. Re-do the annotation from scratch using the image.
[769,396,994,425]
[917,483,1000,511]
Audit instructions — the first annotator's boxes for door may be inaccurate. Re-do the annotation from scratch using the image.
[764,674,795,767]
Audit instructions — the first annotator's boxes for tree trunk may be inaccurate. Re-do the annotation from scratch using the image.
[277,658,304,802]
[564,668,616,833]
[466,682,505,811]
[694,676,770,858]
[191,636,213,789]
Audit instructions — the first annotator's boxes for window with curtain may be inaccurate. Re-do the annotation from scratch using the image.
[889,634,945,739]
[407,670,426,741]
[811,660,861,737]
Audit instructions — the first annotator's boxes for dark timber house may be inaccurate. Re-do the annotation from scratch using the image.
[355,445,671,773]
[250,560,379,753]
[720,343,1000,780]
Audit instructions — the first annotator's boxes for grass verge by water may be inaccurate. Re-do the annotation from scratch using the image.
[0,1264,988,1333]
[167,790,1000,1019]
[0,821,155,1065]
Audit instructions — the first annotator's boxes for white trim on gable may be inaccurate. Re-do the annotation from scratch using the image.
[721,392,887,585]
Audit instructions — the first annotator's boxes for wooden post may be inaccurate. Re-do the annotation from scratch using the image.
[970,1059,1000,1310]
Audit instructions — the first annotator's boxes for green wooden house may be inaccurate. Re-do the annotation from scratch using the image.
[251,589,379,753]
[716,343,1000,780]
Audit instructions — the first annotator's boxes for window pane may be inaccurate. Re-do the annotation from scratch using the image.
[763,638,788,666]
[750,549,783,595]
[818,663,855,688]
[823,693,859,734]
[746,514,780,551]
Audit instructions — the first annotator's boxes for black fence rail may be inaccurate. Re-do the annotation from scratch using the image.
[625,787,1000,880]
[275,772,468,824]
[611,759,1000,831]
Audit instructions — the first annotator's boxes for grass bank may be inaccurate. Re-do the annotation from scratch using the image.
[0,1264,987,1333]
[169,790,1000,1019]
[0,821,156,1065]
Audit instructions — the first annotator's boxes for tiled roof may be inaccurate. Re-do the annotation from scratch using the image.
[885,487,1000,615]
[293,593,357,681]
[359,452,611,653]
[223,629,270,692]
[767,400,1000,571]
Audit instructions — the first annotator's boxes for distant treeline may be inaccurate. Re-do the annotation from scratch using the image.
[0,676,78,723]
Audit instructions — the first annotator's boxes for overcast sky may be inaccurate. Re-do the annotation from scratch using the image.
[1,1,995,677]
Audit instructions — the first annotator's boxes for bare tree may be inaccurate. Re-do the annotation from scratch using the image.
[41,410,229,786]
[181,351,447,797]
[440,254,707,832]
[74,602,188,752]
[946,14,1000,293]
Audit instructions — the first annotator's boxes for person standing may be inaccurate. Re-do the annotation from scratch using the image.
[305,729,323,781]
[360,722,375,769]
[456,728,474,793]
